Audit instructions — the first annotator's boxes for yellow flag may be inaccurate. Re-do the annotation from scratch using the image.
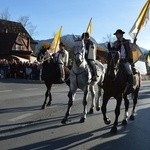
[129,0,150,39]
[51,26,62,53]
[86,18,92,36]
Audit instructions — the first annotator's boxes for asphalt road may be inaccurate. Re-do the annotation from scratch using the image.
[0,78,150,150]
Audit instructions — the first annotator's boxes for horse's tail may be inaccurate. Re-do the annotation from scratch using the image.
[138,71,141,88]
[131,71,141,99]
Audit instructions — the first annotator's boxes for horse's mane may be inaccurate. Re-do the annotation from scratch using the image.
[103,47,127,92]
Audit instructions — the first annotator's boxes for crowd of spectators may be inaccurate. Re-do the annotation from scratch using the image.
[0,58,42,80]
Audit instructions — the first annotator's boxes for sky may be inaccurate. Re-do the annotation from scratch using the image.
[1,0,150,50]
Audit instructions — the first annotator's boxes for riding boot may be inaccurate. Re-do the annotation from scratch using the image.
[126,74,134,94]
[58,64,65,83]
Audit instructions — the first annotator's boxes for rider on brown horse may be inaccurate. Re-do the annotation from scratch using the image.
[111,29,136,94]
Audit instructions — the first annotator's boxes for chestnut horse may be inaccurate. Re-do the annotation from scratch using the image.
[101,44,141,134]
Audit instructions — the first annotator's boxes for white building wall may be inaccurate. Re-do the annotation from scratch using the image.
[135,61,147,75]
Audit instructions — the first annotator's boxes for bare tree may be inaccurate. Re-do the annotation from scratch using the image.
[0,8,11,20]
[18,16,37,38]
[102,33,115,43]
[18,16,30,27]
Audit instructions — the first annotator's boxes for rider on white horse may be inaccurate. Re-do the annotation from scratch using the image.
[82,32,98,81]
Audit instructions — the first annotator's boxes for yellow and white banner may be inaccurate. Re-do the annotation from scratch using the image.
[129,43,143,63]
[129,0,150,39]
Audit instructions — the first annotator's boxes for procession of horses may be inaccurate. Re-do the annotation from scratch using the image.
[37,34,141,134]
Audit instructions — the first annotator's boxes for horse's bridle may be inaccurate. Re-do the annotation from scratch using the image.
[72,48,87,76]
[107,51,120,80]
[108,51,120,70]
[74,46,85,66]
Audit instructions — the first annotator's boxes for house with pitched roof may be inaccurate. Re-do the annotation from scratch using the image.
[0,19,37,61]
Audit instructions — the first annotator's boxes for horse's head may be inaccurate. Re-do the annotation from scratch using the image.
[37,48,51,63]
[107,43,120,79]
[72,35,85,67]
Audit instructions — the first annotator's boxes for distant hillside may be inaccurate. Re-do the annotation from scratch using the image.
[35,34,149,62]
[35,34,98,52]
[140,47,149,54]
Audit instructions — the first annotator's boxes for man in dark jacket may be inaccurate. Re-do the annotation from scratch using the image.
[112,29,134,94]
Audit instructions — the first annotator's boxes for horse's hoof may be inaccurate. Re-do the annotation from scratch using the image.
[110,126,117,134]
[41,105,45,109]
[89,108,94,114]
[96,107,100,111]
[130,115,135,120]
[80,117,85,123]
[104,118,111,125]
[61,118,67,124]
[122,119,128,125]
[47,102,51,106]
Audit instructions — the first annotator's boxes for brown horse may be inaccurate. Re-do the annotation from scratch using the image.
[37,49,70,109]
[101,45,141,134]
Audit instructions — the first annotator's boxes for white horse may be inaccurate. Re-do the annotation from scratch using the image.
[61,37,105,124]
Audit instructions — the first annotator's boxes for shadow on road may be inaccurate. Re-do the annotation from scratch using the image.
[3,107,149,150]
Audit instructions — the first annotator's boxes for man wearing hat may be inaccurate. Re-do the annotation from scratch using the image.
[54,42,69,83]
[40,42,52,61]
[112,29,134,94]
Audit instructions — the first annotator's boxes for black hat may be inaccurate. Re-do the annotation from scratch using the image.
[81,32,90,39]
[114,29,125,35]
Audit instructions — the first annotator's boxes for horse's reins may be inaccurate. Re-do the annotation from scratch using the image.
[73,51,88,87]
[41,55,52,63]
[73,52,87,75]
[74,50,84,65]
[109,52,120,70]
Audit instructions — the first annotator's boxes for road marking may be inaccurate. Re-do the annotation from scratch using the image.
[0,90,12,93]
[9,113,32,122]
[24,88,38,91]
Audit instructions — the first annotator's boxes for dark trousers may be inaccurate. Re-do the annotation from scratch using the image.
[87,60,97,77]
